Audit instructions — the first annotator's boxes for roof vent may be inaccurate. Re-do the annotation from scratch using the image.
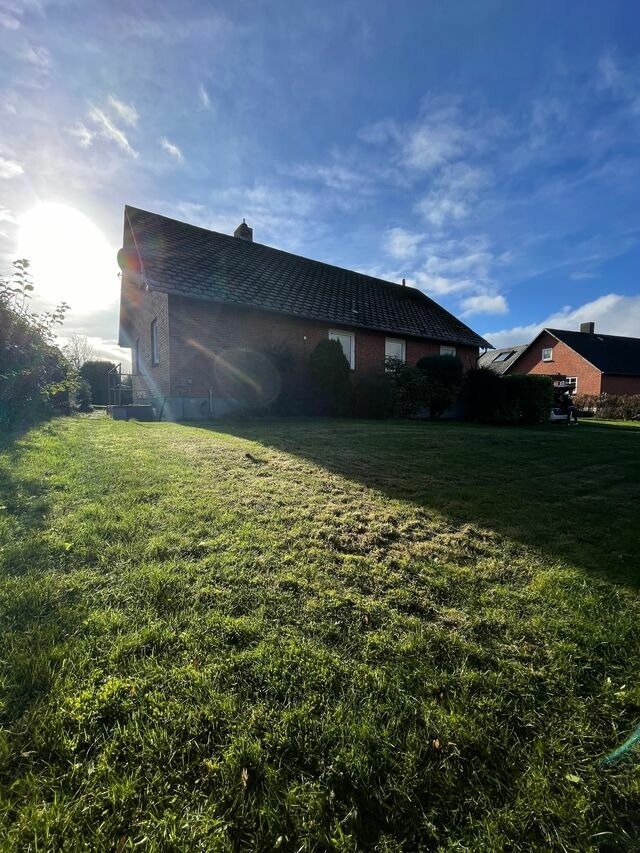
[580,321,595,334]
[234,219,253,242]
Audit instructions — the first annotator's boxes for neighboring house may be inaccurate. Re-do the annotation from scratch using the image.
[478,344,528,375]
[504,323,640,395]
[117,206,491,418]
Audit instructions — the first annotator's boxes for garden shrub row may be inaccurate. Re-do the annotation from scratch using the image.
[573,393,640,421]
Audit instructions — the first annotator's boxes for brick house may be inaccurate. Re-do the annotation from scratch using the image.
[117,206,491,418]
[501,324,640,395]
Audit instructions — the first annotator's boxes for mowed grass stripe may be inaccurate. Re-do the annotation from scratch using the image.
[0,416,639,851]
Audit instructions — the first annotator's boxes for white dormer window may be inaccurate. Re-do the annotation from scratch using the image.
[542,347,553,362]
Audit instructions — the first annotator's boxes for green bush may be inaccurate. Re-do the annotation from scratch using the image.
[0,260,70,426]
[79,360,116,406]
[416,354,464,420]
[502,374,554,424]
[574,393,640,420]
[463,367,506,421]
[308,339,351,416]
[351,374,393,419]
[389,365,427,418]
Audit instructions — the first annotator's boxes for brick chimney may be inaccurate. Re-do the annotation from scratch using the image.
[580,322,595,334]
[234,219,253,241]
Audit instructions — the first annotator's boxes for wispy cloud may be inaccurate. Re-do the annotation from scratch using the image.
[68,122,94,147]
[20,44,50,68]
[417,163,488,227]
[460,293,508,317]
[198,83,211,109]
[87,107,138,157]
[160,137,184,162]
[107,95,138,126]
[290,161,370,193]
[384,227,424,260]
[0,156,23,178]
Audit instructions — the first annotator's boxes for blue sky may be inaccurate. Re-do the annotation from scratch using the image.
[1,0,640,358]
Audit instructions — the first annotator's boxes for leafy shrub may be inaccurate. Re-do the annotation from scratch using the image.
[259,343,312,416]
[0,259,70,426]
[573,393,640,420]
[308,339,351,416]
[502,374,554,424]
[351,374,393,419]
[463,367,505,421]
[416,354,464,420]
[79,360,116,406]
[389,365,428,418]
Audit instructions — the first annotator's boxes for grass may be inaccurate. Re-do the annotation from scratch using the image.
[1,415,639,851]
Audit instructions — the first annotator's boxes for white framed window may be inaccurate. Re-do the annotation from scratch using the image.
[151,318,159,366]
[566,376,578,391]
[542,347,553,362]
[440,345,457,357]
[329,330,355,370]
[385,337,406,366]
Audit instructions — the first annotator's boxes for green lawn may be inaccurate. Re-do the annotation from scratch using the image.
[1,416,639,851]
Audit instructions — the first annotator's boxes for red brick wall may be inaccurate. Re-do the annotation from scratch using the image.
[601,375,640,395]
[168,296,479,396]
[127,285,172,399]
[509,332,602,395]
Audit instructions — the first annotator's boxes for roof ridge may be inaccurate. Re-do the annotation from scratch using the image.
[545,327,640,344]
[126,204,417,296]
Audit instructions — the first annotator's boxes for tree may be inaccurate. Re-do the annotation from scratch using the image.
[416,354,464,420]
[0,259,71,425]
[79,360,116,406]
[308,339,351,415]
[62,334,95,371]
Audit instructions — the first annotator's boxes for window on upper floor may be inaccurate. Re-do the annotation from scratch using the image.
[542,347,553,362]
[151,319,159,366]
[329,329,355,370]
[440,345,457,357]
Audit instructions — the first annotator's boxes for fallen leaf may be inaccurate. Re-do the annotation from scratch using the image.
[565,773,581,784]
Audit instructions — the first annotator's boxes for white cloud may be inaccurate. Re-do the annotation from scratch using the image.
[69,122,94,147]
[290,160,371,193]
[417,163,488,227]
[198,83,211,109]
[0,10,20,28]
[21,44,50,68]
[484,294,640,348]
[107,95,138,126]
[413,273,476,296]
[0,156,23,178]
[88,107,138,157]
[460,293,508,316]
[160,137,184,162]
[384,227,424,260]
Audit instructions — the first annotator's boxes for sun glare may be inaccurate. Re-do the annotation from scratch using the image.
[17,202,118,315]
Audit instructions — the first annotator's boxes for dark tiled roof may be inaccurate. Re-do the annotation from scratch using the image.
[122,206,491,349]
[544,328,640,375]
[478,344,528,375]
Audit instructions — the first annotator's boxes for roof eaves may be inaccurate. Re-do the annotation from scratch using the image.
[158,286,490,348]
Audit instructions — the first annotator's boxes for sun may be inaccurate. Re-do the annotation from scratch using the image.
[17,202,119,315]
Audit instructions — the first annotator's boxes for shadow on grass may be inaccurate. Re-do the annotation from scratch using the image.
[189,418,640,589]
[0,420,85,722]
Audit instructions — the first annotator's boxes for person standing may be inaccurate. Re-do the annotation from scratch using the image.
[560,390,578,425]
